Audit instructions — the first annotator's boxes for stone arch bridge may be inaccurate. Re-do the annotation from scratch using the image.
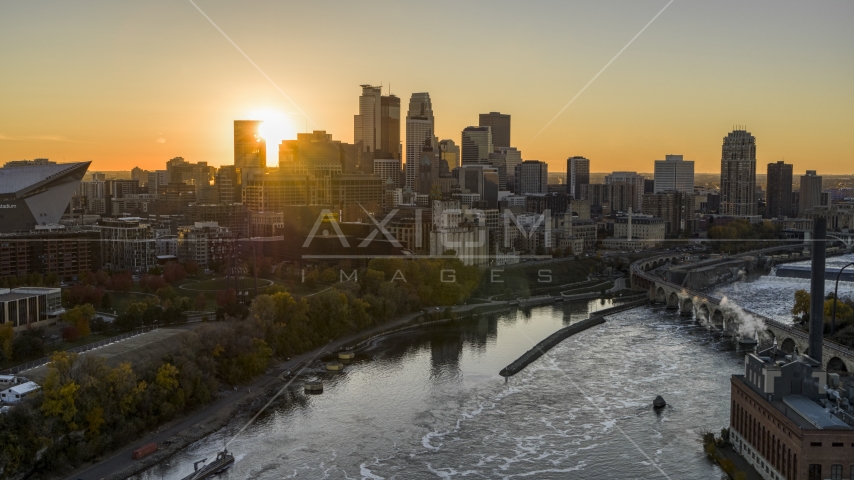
[631,254,854,374]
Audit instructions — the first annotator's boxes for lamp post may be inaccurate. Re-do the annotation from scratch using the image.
[830,262,854,335]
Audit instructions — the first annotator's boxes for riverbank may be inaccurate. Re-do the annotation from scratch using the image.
[60,298,524,480]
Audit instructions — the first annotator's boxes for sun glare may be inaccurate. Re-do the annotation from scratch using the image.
[249,108,297,165]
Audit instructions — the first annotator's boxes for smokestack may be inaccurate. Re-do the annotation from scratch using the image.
[808,217,826,363]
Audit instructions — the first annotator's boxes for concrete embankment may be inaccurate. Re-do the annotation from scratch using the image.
[499,299,647,377]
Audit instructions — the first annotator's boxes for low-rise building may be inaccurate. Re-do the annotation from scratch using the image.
[0,287,63,331]
[604,215,665,250]
[0,381,41,404]
[730,347,854,480]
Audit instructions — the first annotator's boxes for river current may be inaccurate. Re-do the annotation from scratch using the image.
[136,294,751,480]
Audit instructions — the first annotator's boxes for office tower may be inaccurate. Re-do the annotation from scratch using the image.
[720,129,757,216]
[642,191,694,236]
[644,179,655,194]
[798,170,823,215]
[765,161,793,218]
[354,85,400,161]
[478,112,510,148]
[405,93,435,189]
[457,165,500,209]
[606,182,637,213]
[416,140,436,196]
[234,120,266,168]
[605,171,644,211]
[488,146,522,191]
[653,154,694,193]
[278,131,346,175]
[438,139,460,173]
[461,126,492,165]
[566,156,590,199]
[215,166,240,204]
[373,158,401,190]
[514,160,548,195]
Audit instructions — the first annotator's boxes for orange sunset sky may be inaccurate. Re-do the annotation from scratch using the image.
[1,1,852,174]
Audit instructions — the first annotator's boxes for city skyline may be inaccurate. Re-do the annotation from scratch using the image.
[2,1,853,173]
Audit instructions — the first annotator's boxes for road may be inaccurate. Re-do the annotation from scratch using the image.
[63,300,508,480]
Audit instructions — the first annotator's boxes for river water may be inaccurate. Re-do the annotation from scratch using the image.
[710,253,854,323]
[135,295,752,480]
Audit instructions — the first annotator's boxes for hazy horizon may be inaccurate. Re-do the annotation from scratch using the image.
[2,1,852,174]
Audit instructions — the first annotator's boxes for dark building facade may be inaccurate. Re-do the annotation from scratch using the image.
[766,161,793,219]
[478,112,511,149]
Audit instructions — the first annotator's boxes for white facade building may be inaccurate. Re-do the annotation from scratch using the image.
[654,154,694,193]
[0,381,40,404]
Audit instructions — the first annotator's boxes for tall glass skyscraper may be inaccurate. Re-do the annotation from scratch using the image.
[478,112,510,149]
[233,120,266,169]
[405,93,434,189]
[566,156,590,199]
[461,126,492,165]
[720,129,757,216]
[765,160,793,218]
[354,85,400,162]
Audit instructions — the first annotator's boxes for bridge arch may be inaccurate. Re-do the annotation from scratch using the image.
[780,338,796,354]
[655,287,666,304]
[667,292,679,309]
[697,304,710,323]
[724,316,738,336]
[711,310,723,329]
[827,357,848,373]
[680,298,693,317]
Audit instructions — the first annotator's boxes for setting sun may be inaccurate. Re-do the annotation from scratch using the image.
[250,108,297,165]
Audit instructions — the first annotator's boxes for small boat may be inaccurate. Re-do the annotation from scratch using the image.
[180,449,235,480]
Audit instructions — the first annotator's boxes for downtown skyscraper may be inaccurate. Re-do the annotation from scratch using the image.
[355,85,400,175]
[405,93,435,188]
[478,112,510,149]
[720,129,757,216]
[653,155,694,193]
[765,160,793,218]
[233,120,266,169]
[566,156,590,199]
[461,126,492,165]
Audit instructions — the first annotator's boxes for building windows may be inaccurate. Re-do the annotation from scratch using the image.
[808,464,822,480]
[810,442,822,447]
[829,464,842,480]
[849,465,854,480]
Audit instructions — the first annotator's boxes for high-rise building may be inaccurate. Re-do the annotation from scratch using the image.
[765,161,793,218]
[478,112,510,149]
[354,85,400,162]
[641,191,694,236]
[653,154,694,193]
[215,166,241,204]
[457,165,500,209]
[461,126,492,165]
[605,171,644,212]
[438,139,460,173]
[566,156,590,199]
[488,147,522,191]
[798,170,823,215]
[514,160,548,195]
[234,120,266,169]
[405,93,435,189]
[373,158,401,190]
[720,129,757,216]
